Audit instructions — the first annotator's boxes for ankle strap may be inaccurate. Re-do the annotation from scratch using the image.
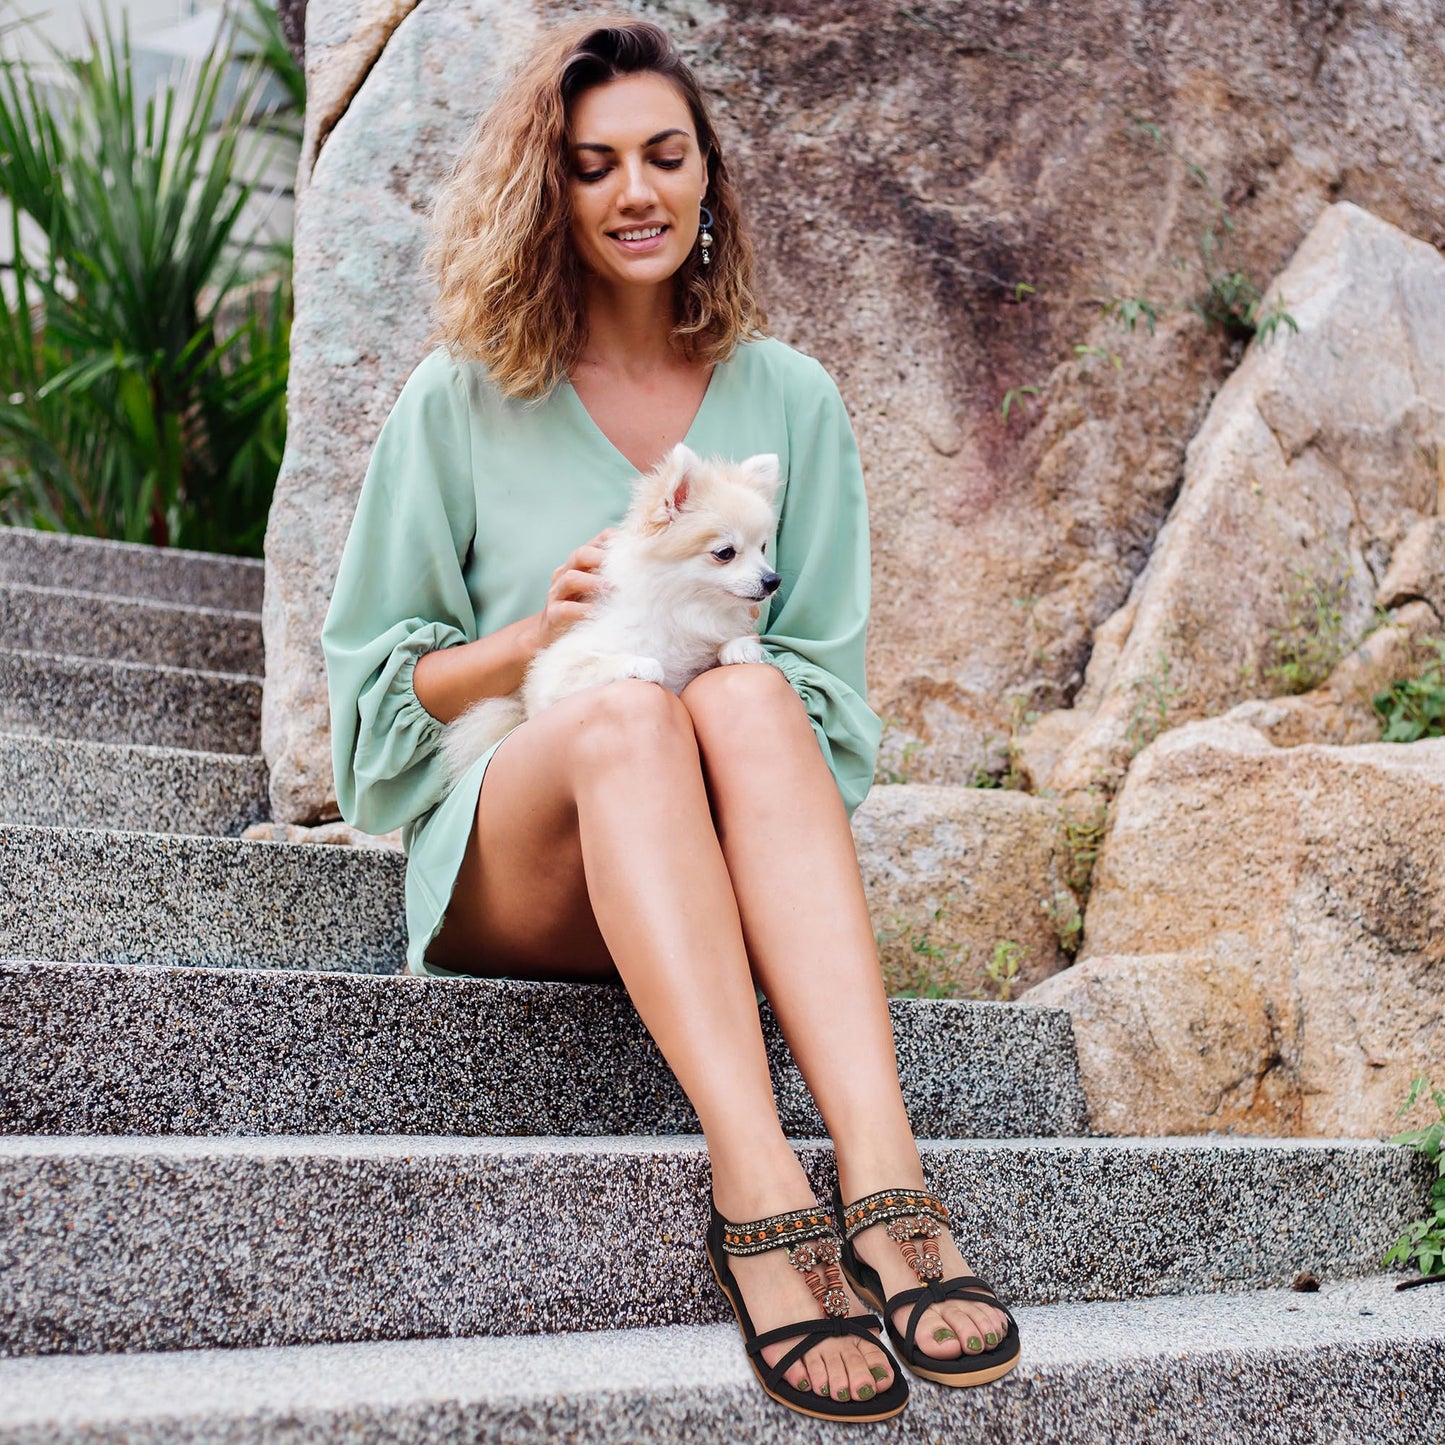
[841,1188,951,1241]
[718,1204,838,1258]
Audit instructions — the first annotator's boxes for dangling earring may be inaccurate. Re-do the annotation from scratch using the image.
[698,205,714,267]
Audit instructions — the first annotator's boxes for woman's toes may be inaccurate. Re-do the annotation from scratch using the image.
[944,1301,989,1353]
[844,1344,879,1402]
[822,1344,853,1402]
[861,1340,894,1392]
[906,1304,962,1359]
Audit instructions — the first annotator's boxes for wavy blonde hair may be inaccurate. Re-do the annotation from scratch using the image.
[426,16,767,400]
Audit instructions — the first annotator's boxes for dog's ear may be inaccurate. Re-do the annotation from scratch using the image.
[736,453,781,501]
[641,443,700,531]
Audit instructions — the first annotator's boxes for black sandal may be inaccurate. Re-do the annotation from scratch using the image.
[705,1198,910,1423]
[833,1184,1022,1387]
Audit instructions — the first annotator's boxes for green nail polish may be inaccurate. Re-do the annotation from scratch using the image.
[870,1365,889,1380]
[857,1385,875,1401]
[818,1384,830,1396]
[932,1327,956,1342]
[967,1335,983,1352]
[985,1331,1000,1347]
[796,1378,810,1392]
[835,1389,850,1402]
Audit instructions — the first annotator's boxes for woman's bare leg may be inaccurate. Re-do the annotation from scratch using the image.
[681,663,1011,1361]
[429,680,893,1400]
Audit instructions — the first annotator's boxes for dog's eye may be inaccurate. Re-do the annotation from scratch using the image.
[712,546,736,562]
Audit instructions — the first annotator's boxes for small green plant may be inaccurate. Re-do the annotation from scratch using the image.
[881,901,971,998]
[1125,651,1184,757]
[983,939,1024,1001]
[1043,892,1083,957]
[1060,791,1108,904]
[875,716,925,785]
[1001,384,1041,421]
[1383,1076,1445,1281]
[1102,295,1160,336]
[1262,567,1352,695]
[1189,225,1300,345]
[1072,342,1122,372]
[1373,639,1445,742]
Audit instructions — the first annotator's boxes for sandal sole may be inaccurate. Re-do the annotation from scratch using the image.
[842,1263,1022,1389]
[707,1249,909,1423]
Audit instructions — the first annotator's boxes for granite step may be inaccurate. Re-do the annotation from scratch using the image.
[0,582,262,674]
[0,649,260,753]
[0,1134,1426,1356]
[0,958,1088,1141]
[0,526,263,613]
[0,1278,1437,1444]
[0,826,405,972]
[0,735,269,836]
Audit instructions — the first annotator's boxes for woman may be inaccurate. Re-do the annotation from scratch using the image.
[322,15,1018,1424]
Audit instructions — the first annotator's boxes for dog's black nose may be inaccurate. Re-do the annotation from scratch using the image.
[760,571,782,595]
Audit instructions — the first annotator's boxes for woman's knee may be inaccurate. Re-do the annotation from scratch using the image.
[682,661,803,743]
[554,678,699,778]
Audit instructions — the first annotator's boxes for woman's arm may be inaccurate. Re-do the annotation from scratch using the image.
[760,358,882,817]
[413,527,612,723]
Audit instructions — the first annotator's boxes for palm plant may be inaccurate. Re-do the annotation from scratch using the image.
[0,7,294,554]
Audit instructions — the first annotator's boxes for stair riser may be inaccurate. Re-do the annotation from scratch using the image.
[0,653,259,753]
[0,586,262,674]
[0,528,263,613]
[0,1339,1436,1445]
[0,961,1088,1140]
[0,1138,1425,1356]
[0,738,268,836]
[0,830,404,973]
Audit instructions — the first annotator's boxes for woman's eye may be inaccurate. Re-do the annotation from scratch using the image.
[712,546,736,562]
[654,157,685,169]
[575,166,609,183]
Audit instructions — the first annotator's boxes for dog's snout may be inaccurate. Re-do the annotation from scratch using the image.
[760,571,782,595]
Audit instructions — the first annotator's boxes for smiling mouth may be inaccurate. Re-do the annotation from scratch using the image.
[609,224,669,244]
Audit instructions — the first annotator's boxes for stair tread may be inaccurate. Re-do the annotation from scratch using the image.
[0,1278,1436,1442]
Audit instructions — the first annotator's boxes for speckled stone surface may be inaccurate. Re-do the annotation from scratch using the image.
[0,829,404,971]
[0,649,260,753]
[0,583,262,674]
[0,1135,1428,1355]
[0,960,1088,1140]
[0,527,262,613]
[0,736,269,835]
[0,1278,1439,1444]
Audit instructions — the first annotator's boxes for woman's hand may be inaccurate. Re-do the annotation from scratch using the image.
[529,528,615,655]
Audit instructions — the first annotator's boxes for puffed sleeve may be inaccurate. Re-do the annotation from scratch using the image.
[761,361,882,816]
[321,350,478,835]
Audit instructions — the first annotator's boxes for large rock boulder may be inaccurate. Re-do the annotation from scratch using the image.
[1025,203,1445,798]
[1025,717,1445,1137]
[265,0,1445,821]
[852,786,1076,998]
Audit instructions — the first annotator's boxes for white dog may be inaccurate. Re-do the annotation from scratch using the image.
[439,443,782,786]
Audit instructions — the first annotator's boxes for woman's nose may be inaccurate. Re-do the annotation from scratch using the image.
[617,157,658,209]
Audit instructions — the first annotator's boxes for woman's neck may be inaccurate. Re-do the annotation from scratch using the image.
[576,276,682,379]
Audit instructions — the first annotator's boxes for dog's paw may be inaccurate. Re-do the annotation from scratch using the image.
[719,635,765,667]
[622,655,667,684]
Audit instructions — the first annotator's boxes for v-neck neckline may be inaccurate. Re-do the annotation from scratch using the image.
[560,359,724,474]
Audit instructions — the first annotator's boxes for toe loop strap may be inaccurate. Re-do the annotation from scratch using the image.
[896,1277,1014,1354]
[747,1316,890,1392]
[745,1314,883,1358]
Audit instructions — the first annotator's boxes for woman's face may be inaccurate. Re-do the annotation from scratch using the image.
[566,72,709,295]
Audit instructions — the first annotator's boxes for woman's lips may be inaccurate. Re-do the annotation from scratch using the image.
[609,225,669,253]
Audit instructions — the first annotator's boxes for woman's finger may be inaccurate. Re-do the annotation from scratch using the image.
[552,567,608,603]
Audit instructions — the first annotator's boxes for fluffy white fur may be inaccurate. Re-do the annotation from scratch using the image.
[439,443,782,787]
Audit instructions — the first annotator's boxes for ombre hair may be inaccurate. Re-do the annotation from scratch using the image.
[426,16,767,400]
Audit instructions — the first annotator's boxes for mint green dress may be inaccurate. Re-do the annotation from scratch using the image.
[321,336,880,976]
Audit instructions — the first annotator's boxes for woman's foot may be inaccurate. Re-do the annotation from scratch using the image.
[846,1198,1010,1361]
[714,1184,897,1402]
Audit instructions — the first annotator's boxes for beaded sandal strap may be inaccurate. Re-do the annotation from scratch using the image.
[718,1204,851,1318]
[841,1187,952,1285]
